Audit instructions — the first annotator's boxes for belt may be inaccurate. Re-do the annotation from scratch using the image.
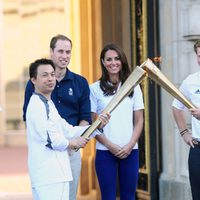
[192,139,200,147]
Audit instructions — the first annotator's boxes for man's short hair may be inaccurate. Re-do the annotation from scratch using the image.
[194,40,200,54]
[50,34,72,50]
[29,58,55,79]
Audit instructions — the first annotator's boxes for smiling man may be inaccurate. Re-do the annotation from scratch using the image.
[26,58,90,200]
[26,58,110,200]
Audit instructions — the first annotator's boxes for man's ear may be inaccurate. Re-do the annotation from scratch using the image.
[50,48,53,58]
[30,77,36,85]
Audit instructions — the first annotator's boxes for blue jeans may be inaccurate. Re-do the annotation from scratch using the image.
[188,146,200,200]
[95,149,139,200]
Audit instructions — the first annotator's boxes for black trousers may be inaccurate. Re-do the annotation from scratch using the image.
[188,146,200,200]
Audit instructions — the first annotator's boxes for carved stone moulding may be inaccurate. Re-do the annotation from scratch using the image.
[182,3,200,41]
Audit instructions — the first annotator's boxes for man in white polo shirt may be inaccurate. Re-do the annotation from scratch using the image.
[172,40,200,200]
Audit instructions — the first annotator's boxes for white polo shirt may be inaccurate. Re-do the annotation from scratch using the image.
[172,71,200,139]
[90,81,144,150]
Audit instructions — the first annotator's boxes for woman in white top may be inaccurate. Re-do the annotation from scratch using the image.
[90,43,144,200]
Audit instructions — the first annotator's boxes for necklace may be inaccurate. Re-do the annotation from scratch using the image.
[107,80,119,86]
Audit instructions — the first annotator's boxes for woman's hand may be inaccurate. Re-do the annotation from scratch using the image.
[98,113,111,129]
[115,142,134,159]
[105,141,122,155]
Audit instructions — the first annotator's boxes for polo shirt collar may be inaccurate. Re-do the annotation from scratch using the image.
[62,69,74,81]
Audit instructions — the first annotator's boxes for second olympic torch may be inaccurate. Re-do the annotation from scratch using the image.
[141,59,196,109]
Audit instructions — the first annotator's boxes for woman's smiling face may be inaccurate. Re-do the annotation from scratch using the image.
[102,50,122,77]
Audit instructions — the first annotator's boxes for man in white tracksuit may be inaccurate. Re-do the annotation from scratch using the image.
[26,58,109,200]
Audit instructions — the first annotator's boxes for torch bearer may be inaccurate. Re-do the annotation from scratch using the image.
[74,65,147,151]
